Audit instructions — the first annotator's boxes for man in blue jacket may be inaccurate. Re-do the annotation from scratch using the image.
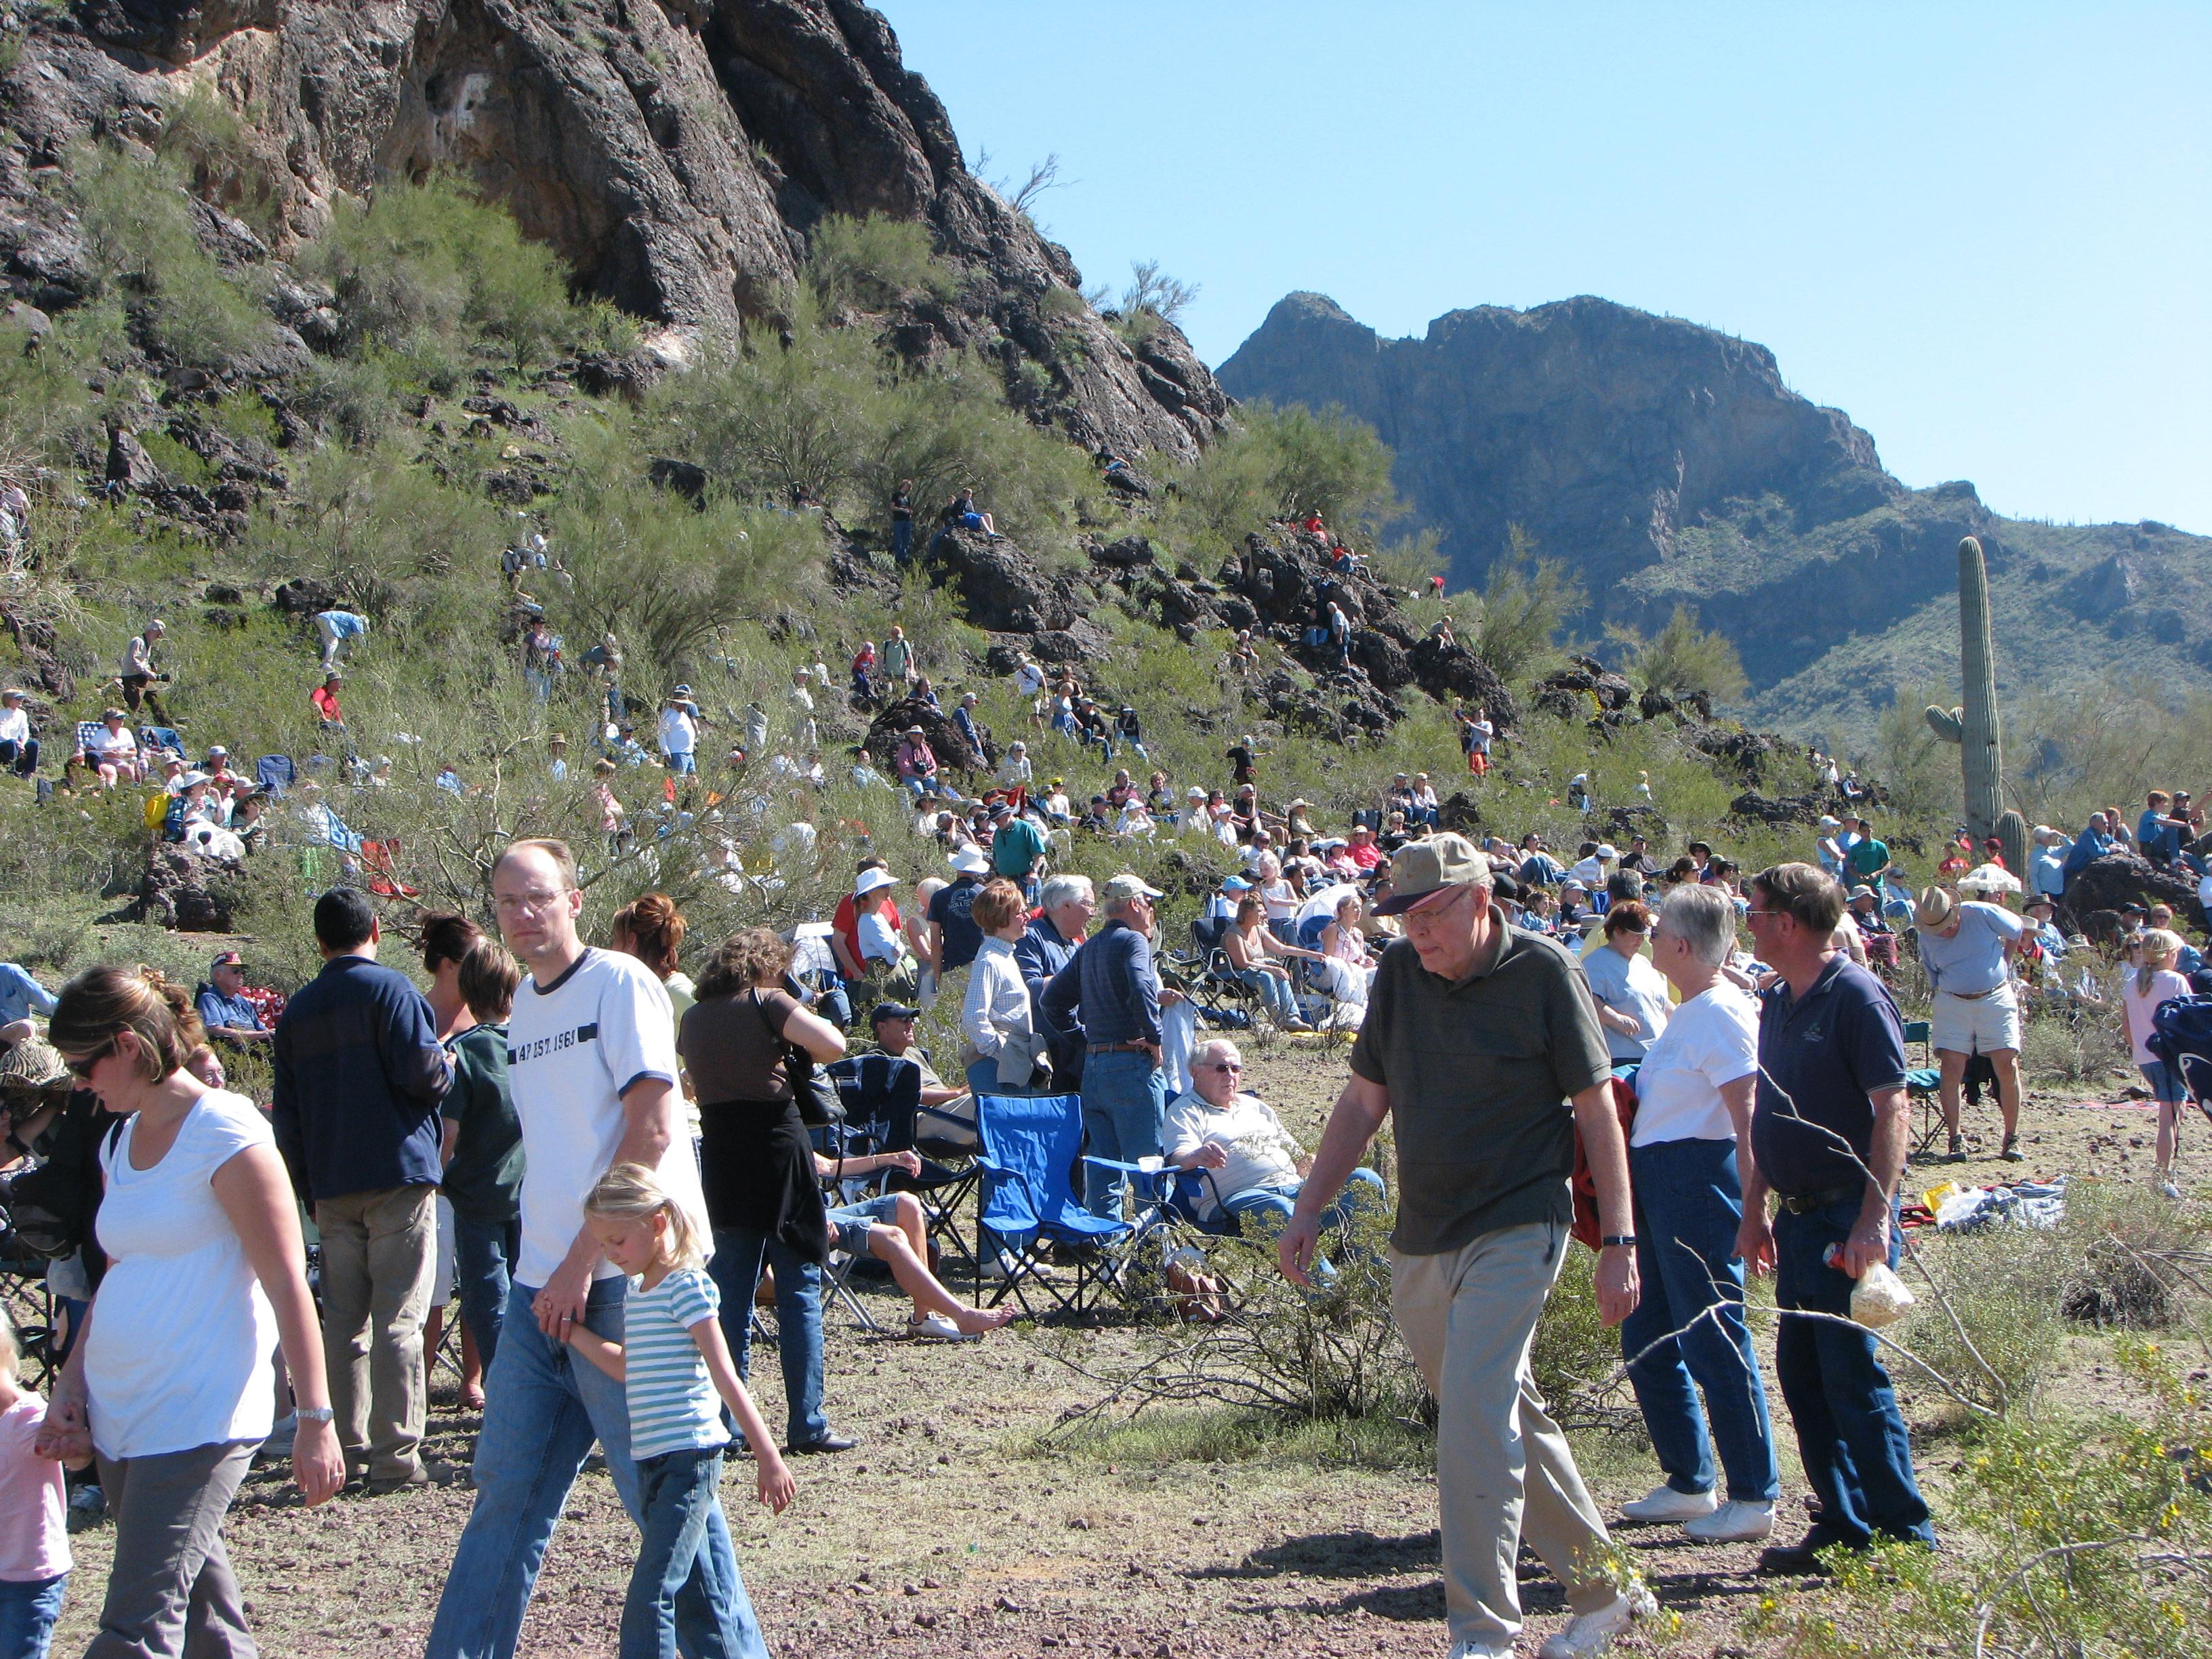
[1042,873,1168,1218]
[273,886,453,1494]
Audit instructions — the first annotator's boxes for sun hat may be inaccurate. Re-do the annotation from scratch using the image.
[1818,815,1841,830]
[1912,886,1957,930]
[905,725,926,737]
[948,847,990,875]
[1101,873,1163,903]
[1848,884,1877,901]
[853,867,901,898]
[1371,834,1492,916]
[0,1039,69,1092]
[1595,844,1618,860]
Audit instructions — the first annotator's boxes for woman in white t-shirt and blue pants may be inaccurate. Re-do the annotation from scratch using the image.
[36,966,344,1655]
[1612,885,1782,1545]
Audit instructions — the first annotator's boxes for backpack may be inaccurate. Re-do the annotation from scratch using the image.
[1,1094,124,1261]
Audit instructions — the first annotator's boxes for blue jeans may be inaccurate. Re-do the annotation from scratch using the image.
[1238,966,1300,1027]
[1619,1139,1780,1504]
[706,1228,827,1450]
[623,1450,764,1659]
[424,1278,752,1659]
[1079,1048,1166,1218]
[890,518,913,564]
[1219,1165,1385,1230]
[0,1573,66,1659]
[1774,1199,1935,1549]
[667,752,696,776]
[452,1212,520,1370]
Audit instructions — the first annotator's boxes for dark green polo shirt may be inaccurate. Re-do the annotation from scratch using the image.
[1349,911,1613,1255]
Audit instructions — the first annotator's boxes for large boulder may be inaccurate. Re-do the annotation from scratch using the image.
[2062,852,2205,935]
[1408,635,1517,729]
[926,526,1088,635]
[1727,790,1830,830]
[864,695,983,775]
[136,845,244,932]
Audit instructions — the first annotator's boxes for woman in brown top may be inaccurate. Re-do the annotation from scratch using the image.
[680,928,853,1454]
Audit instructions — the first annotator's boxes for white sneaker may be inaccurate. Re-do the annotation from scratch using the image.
[1618,1482,1717,1523]
[1683,1498,1776,1542]
[906,1311,977,1342]
[2158,1178,2183,1200]
[1536,1582,1656,1659]
[977,1249,1019,1280]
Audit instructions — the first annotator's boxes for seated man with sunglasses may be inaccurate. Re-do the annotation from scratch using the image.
[1164,1037,1382,1229]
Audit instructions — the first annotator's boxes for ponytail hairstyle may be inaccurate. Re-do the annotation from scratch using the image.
[610,893,687,981]
[582,1162,705,1271]
[49,964,204,1084]
[419,911,485,975]
[2136,928,2185,996]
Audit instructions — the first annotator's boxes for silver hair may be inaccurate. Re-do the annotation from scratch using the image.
[1658,882,1738,967]
[1191,1035,1243,1071]
[1039,874,1095,912]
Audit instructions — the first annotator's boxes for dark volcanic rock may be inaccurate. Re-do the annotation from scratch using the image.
[925,527,1087,635]
[2061,852,2205,934]
[272,577,340,615]
[865,695,981,774]
[1727,790,1829,829]
[137,846,243,932]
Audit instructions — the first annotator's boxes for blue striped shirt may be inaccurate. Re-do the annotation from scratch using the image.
[623,1267,726,1460]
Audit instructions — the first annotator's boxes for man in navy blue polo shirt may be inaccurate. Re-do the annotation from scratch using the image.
[1740,862,1933,1576]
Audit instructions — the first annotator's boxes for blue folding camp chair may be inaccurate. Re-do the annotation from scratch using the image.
[138,725,184,757]
[974,1090,1131,1317]
[1902,1019,1946,1155]
[255,754,295,796]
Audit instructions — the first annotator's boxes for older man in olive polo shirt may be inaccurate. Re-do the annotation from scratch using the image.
[1280,834,1652,1659]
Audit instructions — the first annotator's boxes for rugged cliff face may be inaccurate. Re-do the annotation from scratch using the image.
[1218,291,2212,737]
[0,0,1227,459]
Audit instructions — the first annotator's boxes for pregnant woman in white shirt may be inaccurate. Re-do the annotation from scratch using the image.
[37,966,342,1656]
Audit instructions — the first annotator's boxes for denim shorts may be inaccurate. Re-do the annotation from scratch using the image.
[2141,1059,2186,1105]
[825,1191,901,1254]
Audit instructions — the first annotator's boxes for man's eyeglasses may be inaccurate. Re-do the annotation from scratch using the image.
[1204,1061,1242,1073]
[1744,908,1787,920]
[494,888,573,916]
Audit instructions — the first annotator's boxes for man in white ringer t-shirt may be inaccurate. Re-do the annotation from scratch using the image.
[427,838,744,1659]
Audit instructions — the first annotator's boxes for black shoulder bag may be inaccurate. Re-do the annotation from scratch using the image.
[754,989,843,1129]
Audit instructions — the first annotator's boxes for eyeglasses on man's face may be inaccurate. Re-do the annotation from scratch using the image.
[1203,1061,1242,1073]
[493,886,573,917]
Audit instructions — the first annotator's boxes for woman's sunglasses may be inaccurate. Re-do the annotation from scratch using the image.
[64,1039,115,1080]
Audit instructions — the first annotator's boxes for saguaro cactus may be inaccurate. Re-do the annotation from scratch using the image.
[1925,535,2028,878]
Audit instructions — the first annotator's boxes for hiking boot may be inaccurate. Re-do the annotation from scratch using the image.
[1999,1135,2024,1163]
[1943,1134,1966,1163]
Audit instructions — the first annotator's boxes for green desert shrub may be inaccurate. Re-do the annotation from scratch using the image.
[64,142,272,369]
[804,212,954,311]
[300,174,617,372]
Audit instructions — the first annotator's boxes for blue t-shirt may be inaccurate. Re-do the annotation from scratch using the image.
[1914,901,2022,996]
[2138,808,2181,861]
[926,876,985,972]
[1752,956,1908,1197]
[624,1267,726,1461]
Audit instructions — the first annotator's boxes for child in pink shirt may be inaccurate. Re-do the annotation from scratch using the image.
[1,1305,73,1657]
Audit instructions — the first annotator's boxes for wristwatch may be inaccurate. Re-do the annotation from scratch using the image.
[1600,1235,1637,1249]
[295,1406,335,1425]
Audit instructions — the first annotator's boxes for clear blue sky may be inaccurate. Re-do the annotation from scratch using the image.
[889,2,2210,533]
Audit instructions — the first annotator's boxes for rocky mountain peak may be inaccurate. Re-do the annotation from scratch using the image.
[0,0,1227,459]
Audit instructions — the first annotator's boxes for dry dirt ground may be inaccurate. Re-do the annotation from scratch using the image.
[47,1038,2180,1658]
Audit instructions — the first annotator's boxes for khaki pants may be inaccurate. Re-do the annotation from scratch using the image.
[89,1439,256,1657]
[1391,1219,1615,1651]
[316,1184,436,1483]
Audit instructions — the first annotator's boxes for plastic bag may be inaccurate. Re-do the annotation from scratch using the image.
[1850,1261,1917,1328]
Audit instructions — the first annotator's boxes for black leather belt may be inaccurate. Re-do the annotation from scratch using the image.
[1779,1185,1863,1214]
[1088,1040,1150,1054]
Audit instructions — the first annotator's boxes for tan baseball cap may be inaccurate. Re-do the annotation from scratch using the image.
[1372,834,1491,916]
[1101,873,1163,903]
